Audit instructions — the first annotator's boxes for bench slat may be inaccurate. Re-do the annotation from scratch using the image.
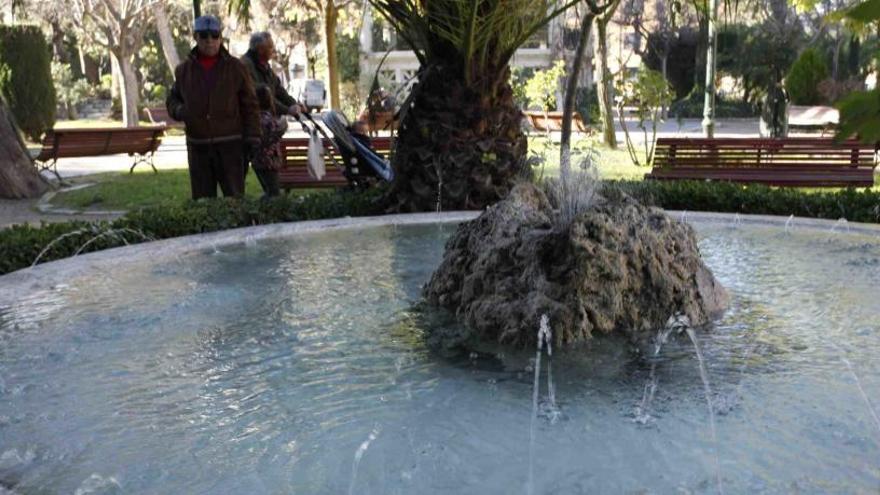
[647,138,877,188]
[278,136,392,190]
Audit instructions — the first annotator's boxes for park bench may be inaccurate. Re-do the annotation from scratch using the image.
[645,137,876,188]
[523,111,589,133]
[144,106,184,129]
[278,136,393,190]
[787,105,838,136]
[34,126,167,181]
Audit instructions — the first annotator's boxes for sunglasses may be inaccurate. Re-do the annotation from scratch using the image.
[196,30,221,40]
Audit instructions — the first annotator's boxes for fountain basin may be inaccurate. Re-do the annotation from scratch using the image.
[0,212,878,493]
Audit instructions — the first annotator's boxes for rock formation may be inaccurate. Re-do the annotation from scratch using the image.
[423,182,728,349]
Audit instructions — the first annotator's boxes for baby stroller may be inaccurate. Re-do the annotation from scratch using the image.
[294,110,395,190]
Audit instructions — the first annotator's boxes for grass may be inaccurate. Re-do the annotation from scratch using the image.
[527,135,647,181]
[51,170,324,211]
[49,134,880,211]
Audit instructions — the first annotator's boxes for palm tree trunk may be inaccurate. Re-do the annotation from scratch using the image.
[388,67,527,212]
[560,11,595,174]
[153,1,181,73]
[324,1,340,110]
[596,19,617,148]
[0,101,48,199]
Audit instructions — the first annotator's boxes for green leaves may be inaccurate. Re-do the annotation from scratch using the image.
[836,90,880,143]
[843,0,880,23]
[368,0,578,86]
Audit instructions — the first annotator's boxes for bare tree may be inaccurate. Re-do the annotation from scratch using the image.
[594,0,623,148]
[73,0,158,127]
[228,0,360,110]
[153,0,180,71]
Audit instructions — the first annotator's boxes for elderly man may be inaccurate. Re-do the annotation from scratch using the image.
[241,32,304,118]
[166,15,260,199]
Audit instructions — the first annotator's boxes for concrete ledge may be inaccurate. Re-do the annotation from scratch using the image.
[1,210,878,305]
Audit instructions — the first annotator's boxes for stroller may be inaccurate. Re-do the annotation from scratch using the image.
[294,110,394,190]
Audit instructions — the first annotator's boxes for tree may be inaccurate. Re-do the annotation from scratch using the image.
[369,0,578,211]
[831,0,880,142]
[594,0,623,147]
[228,0,360,110]
[0,99,48,199]
[153,0,180,72]
[72,0,158,127]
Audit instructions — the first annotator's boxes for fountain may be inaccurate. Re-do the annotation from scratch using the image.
[0,212,879,493]
[423,182,729,350]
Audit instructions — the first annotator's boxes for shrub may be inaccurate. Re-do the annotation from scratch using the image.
[52,62,94,120]
[0,189,385,275]
[524,60,565,111]
[0,25,56,140]
[786,49,829,105]
[606,180,880,224]
[669,88,756,119]
[616,68,674,167]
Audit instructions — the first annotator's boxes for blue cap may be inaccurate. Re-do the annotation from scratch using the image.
[194,15,222,32]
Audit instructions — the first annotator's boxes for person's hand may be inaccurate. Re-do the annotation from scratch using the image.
[288,103,306,117]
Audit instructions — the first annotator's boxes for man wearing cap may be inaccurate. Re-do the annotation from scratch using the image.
[166,15,260,199]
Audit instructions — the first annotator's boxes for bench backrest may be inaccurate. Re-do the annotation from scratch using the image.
[36,126,166,161]
[278,136,392,187]
[145,107,184,129]
[523,111,588,133]
[654,138,875,170]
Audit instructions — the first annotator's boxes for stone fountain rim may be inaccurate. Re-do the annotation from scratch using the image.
[1,210,878,304]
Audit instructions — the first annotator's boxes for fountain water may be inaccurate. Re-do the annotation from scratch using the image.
[685,326,724,495]
[527,315,555,495]
[831,218,850,234]
[634,314,689,425]
[349,426,381,495]
[831,343,880,440]
[784,215,794,233]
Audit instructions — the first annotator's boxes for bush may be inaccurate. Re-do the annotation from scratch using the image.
[606,180,880,223]
[0,25,56,140]
[575,86,599,125]
[0,189,385,275]
[786,49,829,105]
[52,62,94,120]
[669,88,756,119]
[524,60,565,111]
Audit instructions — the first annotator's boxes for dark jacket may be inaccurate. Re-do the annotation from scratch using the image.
[241,50,298,115]
[167,47,260,145]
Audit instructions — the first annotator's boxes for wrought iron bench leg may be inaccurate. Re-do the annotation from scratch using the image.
[36,158,66,185]
[130,153,158,174]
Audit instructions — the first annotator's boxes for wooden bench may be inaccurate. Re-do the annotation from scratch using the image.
[645,138,876,187]
[278,136,392,189]
[144,106,184,129]
[34,126,167,181]
[523,111,589,133]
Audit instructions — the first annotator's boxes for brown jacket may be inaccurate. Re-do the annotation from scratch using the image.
[167,47,260,145]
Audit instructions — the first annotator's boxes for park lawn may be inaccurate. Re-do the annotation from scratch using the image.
[50,169,324,210]
[527,135,648,181]
[48,136,880,211]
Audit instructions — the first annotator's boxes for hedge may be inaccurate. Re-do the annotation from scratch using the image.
[0,25,56,141]
[607,180,880,224]
[1,182,879,276]
[0,190,384,275]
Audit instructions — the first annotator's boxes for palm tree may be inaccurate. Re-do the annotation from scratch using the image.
[369,0,577,211]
